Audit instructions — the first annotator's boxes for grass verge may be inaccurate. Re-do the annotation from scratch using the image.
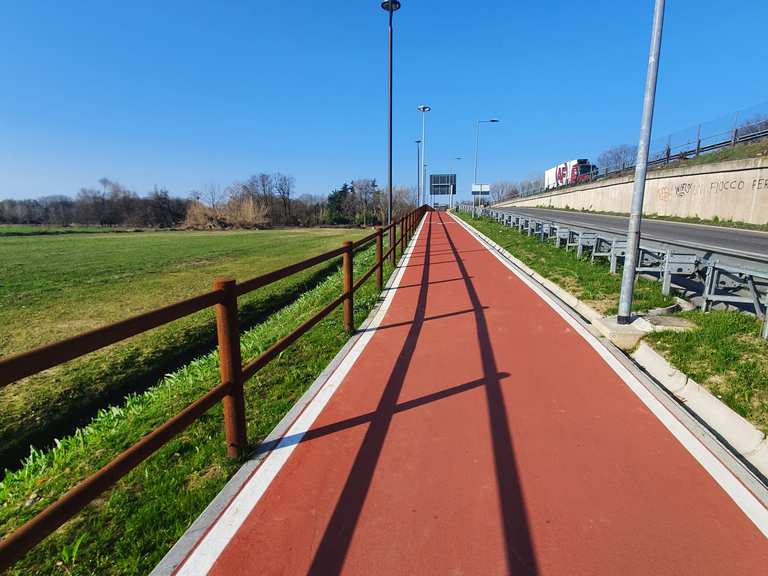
[644,311,768,435]
[0,228,366,469]
[0,242,395,575]
[453,211,673,314]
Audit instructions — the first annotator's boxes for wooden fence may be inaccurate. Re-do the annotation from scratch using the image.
[0,205,428,570]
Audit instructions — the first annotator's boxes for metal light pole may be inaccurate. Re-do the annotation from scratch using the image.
[415,139,422,205]
[451,156,462,210]
[382,1,401,225]
[473,118,500,215]
[617,0,665,325]
[418,104,431,205]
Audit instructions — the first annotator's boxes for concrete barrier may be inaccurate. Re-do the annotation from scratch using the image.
[496,158,768,225]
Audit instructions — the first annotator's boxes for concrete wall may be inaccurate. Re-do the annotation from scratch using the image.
[495,158,768,224]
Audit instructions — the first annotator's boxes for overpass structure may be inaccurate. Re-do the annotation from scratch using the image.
[154,211,768,575]
[479,205,768,339]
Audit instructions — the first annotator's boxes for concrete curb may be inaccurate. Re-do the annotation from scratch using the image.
[632,341,768,477]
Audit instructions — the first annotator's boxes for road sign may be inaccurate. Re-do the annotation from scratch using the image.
[471,184,490,195]
[430,174,457,196]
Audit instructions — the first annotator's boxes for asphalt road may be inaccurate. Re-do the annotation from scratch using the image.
[500,207,768,260]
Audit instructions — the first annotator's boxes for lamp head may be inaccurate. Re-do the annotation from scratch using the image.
[381,1,401,11]
[417,105,431,112]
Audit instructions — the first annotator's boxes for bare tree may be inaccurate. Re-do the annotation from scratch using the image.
[392,186,417,219]
[352,178,376,226]
[490,180,520,203]
[275,173,294,224]
[203,184,222,215]
[597,144,637,173]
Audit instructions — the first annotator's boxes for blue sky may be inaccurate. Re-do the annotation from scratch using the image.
[2,1,767,202]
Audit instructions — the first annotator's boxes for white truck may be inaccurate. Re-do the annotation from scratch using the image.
[544,159,598,189]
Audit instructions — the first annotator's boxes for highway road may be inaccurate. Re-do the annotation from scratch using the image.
[499,207,768,260]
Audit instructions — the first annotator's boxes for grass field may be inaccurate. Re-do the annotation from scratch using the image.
[0,227,367,469]
[453,211,673,314]
[0,224,130,236]
[0,241,396,575]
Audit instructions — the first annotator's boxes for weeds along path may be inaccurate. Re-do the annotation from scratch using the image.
[453,212,673,314]
[0,243,391,575]
[0,228,367,470]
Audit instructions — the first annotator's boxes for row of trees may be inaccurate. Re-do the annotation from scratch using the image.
[0,179,188,227]
[0,175,417,229]
[326,179,416,225]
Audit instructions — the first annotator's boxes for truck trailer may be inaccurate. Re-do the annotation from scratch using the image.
[544,159,598,189]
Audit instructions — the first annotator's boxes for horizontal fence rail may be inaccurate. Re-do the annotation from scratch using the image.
[0,205,429,571]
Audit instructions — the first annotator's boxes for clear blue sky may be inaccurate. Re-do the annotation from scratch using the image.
[2,1,767,202]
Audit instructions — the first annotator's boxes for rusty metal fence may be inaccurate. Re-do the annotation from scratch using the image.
[0,205,429,570]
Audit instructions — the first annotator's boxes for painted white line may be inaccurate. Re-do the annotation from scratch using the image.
[450,213,768,537]
[175,216,429,575]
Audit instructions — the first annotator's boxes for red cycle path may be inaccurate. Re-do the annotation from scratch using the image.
[178,211,768,575]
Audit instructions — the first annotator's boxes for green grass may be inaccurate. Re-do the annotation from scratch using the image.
[645,311,768,435]
[0,242,395,575]
[662,137,768,170]
[0,225,133,236]
[453,212,674,314]
[0,228,367,469]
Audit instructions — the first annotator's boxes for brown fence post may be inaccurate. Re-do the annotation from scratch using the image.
[375,227,383,291]
[399,219,405,256]
[214,278,247,459]
[343,241,354,332]
[389,223,396,266]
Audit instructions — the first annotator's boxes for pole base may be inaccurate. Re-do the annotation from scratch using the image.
[616,315,632,326]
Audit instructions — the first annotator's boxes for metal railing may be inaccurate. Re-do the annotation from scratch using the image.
[517,117,768,198]
[458,205,768,340]
[0,205,429,571]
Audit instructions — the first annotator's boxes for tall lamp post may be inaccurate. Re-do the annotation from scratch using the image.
[473,118,500,215]
[382,0,401,225]
[415,139,422,205]
[417,104,431,205]
[617,0,665,325]
[451,156,462,210]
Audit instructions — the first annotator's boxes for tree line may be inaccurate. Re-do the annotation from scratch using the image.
[0,175,417,229]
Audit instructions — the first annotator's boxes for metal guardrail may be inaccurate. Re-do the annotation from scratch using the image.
[457,205,768,340]
[0,205,429,571]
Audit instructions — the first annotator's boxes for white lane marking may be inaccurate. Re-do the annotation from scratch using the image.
[175,216,429,575]
[450,213,768,537]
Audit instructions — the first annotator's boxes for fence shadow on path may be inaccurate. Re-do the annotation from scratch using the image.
[437,211,539,575]
[303,211,538,575]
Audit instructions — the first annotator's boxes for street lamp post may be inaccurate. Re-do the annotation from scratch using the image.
[473,118,500,215]
[417,104,431,206]
[451,156,462,210]
[617,0,665,325]
[381,1,401,225]
[415,139,422,205]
